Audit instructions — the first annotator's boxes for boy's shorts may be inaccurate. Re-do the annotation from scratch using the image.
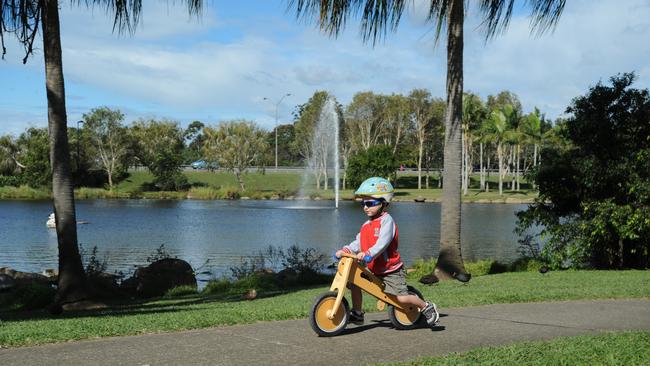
[379,267,409,296]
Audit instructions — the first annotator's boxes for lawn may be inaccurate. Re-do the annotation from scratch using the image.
[111,170,537,202]
[1,270,648,347]
[380,331,650,366]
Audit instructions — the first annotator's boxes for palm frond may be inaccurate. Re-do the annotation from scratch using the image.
[478,0,565,41]
[75,1,202,35]
[527,0,565,37]
[0,0,42,62]
[287,0,406,46]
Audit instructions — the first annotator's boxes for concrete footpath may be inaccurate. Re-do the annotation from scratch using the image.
[2,299,649,366]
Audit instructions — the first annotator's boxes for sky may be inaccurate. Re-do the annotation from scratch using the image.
[1,0,649,137]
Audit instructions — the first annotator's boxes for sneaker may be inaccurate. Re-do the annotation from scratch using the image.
[421,302,439,326]
[349,309,365,325]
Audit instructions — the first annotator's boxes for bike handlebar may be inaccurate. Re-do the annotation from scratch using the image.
[333,252,372,263]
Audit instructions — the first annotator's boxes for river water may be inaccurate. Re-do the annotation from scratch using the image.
[0,200,530,282]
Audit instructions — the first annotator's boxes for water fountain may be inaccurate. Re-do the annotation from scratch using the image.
[299,95,340,208]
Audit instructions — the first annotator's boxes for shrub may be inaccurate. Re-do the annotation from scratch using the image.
[406,258,437,281]
[510,257,545,272]
[201,278,232,296]
[1,284,56,311]
[346,145,398,188]
[146,244,175,262]
[464,259,508,276]
[165,285,198,297]
[221,187,240,200]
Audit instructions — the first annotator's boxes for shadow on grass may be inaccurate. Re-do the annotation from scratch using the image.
[0,284,325,323]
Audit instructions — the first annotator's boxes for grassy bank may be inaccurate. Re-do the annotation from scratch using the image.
[380,331,650,366]
[1,270,648,347]
[0,171,538,202]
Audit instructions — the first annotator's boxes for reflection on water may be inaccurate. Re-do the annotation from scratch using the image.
[0,199,530,281]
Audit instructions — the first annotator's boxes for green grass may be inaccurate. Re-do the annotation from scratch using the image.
[1,270,648,348]
[380,331,650,366]
[0,171,537,202]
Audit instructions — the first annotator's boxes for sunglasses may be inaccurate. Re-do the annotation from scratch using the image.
[361,199,383,208]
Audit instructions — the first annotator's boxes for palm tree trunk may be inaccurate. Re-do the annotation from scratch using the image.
[498,143,503,195]
[516,144,520,191]
[433,0,467,280]
[42,0,89,306]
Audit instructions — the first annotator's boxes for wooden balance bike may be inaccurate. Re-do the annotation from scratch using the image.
[309,252,425,336]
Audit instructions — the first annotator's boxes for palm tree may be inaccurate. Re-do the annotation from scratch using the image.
[1,0,203,309]
[288,0,565,282]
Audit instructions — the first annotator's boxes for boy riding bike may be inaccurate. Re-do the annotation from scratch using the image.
[335,177,439,326]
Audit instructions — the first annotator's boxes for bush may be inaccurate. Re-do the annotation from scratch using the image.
[517,73,650,269]
[0,175,23,187]
[346,145,399,188]
[406,258,437,281]
[165,285,198,297]
[201,278,232,295]
[510,257,545,272]
[464,259,508,276]
[1,284,56,311]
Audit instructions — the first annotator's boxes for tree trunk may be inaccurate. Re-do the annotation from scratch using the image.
[42,0,90,307]
[479,142,485,191]
[498,143,503,195]
[417,141,423,189]
[432,0,467,281]
[515,144,520,191]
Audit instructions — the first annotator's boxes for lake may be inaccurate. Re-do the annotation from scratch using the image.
[0,200,530,282]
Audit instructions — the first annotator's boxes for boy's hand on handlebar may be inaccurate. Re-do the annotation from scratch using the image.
[356,252,367,261]
[335,250,344,259]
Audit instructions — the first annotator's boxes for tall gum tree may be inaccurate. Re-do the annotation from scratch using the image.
[287,0,565,282]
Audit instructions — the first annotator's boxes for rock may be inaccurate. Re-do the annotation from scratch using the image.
[122,258,196,298]
[42,269,58,278]
[414,196,426,203]
[243,289,257,300]
[276,268,298,286]
[0,267,51,286]
[0,274,16,291]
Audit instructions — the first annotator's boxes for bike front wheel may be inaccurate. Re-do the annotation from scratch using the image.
[309,291,350,337]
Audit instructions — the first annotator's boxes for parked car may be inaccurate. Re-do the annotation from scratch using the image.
[191,160,219,170]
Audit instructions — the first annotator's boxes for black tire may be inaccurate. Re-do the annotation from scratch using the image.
[309,291,350,337]
[388,285,424,330]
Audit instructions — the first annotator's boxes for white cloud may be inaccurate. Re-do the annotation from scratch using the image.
[1,0,649,136]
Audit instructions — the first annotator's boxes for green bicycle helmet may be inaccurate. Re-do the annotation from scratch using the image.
[354,177,394,202]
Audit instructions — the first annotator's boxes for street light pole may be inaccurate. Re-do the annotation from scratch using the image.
[76,120,84,174]
[264,93,291,170]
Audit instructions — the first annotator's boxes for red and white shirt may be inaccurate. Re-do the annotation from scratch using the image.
[342,212,403,275]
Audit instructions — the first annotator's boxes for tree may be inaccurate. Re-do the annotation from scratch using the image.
[345,91,383,151]
[15,127,51,187]
[1,0,203,308]
[203,120,269,190]
[346,145,398,188]
[461,93,486,195]
[288,0,565,282]
[408,89,441,190]
[382,94,410,156]
[183,120,205,164]
[0,135,25,176]
[130,119,188,191]
[483,105,516,195]
[83,107,128,190]
[517,73,650,270]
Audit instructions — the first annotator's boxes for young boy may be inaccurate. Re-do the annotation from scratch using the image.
[335,177,439,327]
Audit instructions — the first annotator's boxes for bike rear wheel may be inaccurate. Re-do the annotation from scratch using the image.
[387,285,424,330]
